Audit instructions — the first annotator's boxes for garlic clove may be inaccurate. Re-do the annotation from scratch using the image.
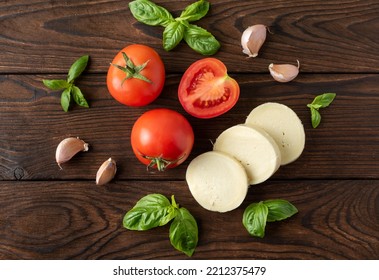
[241,24,267,58]
[55,137,89,169]
[268,60,300,83]
[96,158,117,185]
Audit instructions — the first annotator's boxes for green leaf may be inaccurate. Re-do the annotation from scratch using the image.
[163,21,186,51]
[307,103,322,109]
[242,202,268,238]
[311,93,336,108]
[43,79,69,90]
[311,106,322,128]
[307,93,336,128]
[184,24,220,55]
[71,86,89,108]
[123,194,177,230]
[264,199,298,222]
[60,87,71,112]
[67,55,89,83]
[169,207,198,257]
[178,0,209,22]
[129,0,174,27]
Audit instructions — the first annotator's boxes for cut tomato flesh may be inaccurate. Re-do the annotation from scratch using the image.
[178,58,240,119]
[187,69,231,109]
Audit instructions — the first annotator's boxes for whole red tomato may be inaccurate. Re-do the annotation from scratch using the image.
[178,58,240,118]
[107,44,165,106]
[131,108,194,171]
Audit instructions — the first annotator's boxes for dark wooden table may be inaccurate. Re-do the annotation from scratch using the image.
[0,0,378,260]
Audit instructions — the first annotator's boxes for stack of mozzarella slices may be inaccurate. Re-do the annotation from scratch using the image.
[186,102,305,212]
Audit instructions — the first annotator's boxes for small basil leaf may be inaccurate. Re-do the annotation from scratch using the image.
[163,21,185,51]
[67,55,89,83]
[129,0,174,27]
[307,103,322,109]
[242,202,268,238]
[71,86,89,108]
[43,79,69,90]
[169,207,198,257]
[123,194,176,230]
[264,199,298,222]
[311,93,336,108]
[184,24,220,55]
[60,88,71,112]
[179,0,209,22]
[311,106,322,128]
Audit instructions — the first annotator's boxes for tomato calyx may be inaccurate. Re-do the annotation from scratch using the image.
[140,153,186,172]
[111,52,152,84]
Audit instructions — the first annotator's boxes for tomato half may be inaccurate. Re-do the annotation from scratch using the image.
[131,108,194,171]
[107,44,165,106]
[178,58,240,118]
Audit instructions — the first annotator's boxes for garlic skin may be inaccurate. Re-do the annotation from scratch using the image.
[96,158,117,185]
[241,24,267,58]
[269,60,300,83]
[55,137,89,169]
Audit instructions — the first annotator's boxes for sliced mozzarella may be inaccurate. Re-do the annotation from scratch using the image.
[245,102,305,165]
[186,151,249,213]
[213,124,281,185]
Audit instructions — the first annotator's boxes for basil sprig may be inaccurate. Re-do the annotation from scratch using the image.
[43,55,89,112]
[243,199,298,238]
[123,194,198,257]
[307,93,336,128]
[129,0,220,55]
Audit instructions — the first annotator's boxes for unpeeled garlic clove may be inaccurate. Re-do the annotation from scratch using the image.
[96,158,117,185]
[268,60,300,83]
[241,24,267,58]
[55,137,89,169]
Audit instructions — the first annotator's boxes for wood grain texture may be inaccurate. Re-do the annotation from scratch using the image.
[0,0,378,261]
[0,180,377,259]
[0,73,378,180]
[0,0,378,73]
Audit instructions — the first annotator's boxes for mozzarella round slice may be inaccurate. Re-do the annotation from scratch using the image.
[186,151,249,213]
[213,124,281,185]
[245,102,305,165]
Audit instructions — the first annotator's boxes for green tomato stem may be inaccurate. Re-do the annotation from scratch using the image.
[140,153,186,172]
[111,52,152,84]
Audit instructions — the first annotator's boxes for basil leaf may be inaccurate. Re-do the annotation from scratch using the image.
[43,79,69,90]
[307,103,322,109]
[311,106,322,128]
[71,86,89,108]
[264,199,298,222]
[307,93,336,128]
[184,24,220,55]
[60,87,71,112]
[169,207,198,257]
[242,202,268,238]
[179,0,209,22]
[163,21,185,51]
[129,0,174,27]
[123,194,177,230]
[67,55,89,83]
[311,93,336,108]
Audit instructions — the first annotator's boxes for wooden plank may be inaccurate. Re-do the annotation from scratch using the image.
[0,180,377,259]
[0,0,378,73]
[1,73,378,180]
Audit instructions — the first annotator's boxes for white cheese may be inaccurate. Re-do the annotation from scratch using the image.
[245,102,305,165]
[186,151,249,213]
[213,124,281,185]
